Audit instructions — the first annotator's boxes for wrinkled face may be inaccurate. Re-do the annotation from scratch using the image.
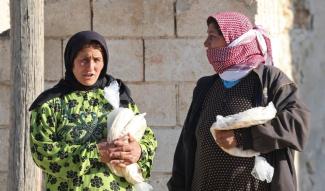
[72,47,104,86]
[204,23,227,49]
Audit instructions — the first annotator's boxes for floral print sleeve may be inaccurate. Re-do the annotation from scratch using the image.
[138,128,157,179]
[30,100,100,179]
[128,104,158,179]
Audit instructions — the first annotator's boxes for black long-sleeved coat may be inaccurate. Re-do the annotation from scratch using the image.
[167,64,310,191]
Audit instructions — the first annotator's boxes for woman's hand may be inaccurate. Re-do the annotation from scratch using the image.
[97,139,119,163]
[97,133,142,167]
[109,133,142,167]
[213,129,237,149]
[97,135,130,163]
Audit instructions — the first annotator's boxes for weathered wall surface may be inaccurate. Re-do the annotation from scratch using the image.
[0,0,324,190]
[290,1,325,191]
[255,0,294,79]
[255,1,325,191]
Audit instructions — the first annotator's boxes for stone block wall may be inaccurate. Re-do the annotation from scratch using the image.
[0,34,10,191]
[2,0,324,190]
[40,1,256,189]
[0,0,268,190]
[0,1,254,190]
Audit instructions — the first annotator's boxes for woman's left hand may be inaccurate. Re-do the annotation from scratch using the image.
[108,133,142,167]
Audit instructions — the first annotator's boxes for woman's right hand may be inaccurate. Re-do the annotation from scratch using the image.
[97,135,130,163]
[109,133,142,167]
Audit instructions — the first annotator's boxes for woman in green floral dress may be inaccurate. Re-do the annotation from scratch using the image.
[29,31,157,191]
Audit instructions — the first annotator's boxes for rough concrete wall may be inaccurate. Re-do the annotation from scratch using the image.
[2,0,324,190]
[290,0,325,191]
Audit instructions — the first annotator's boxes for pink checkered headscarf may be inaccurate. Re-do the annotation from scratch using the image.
[207,12,272,74]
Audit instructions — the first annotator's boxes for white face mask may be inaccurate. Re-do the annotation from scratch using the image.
[219,68,252,81]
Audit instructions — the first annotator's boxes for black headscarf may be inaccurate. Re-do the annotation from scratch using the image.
[29,31,133,111]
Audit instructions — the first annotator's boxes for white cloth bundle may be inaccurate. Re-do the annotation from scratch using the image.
[104,81,153,191]
[210,102,276,183]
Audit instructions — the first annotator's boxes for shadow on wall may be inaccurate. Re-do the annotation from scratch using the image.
[0,29,10,37]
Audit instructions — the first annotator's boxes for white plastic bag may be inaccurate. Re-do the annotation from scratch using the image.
[211,102,277,131]
[104,80,120,109]
[210,102,276,182]
[251,156,274,183]
[104,80,153,191]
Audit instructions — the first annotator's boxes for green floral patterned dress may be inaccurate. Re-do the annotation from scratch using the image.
[30,89,157,191]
